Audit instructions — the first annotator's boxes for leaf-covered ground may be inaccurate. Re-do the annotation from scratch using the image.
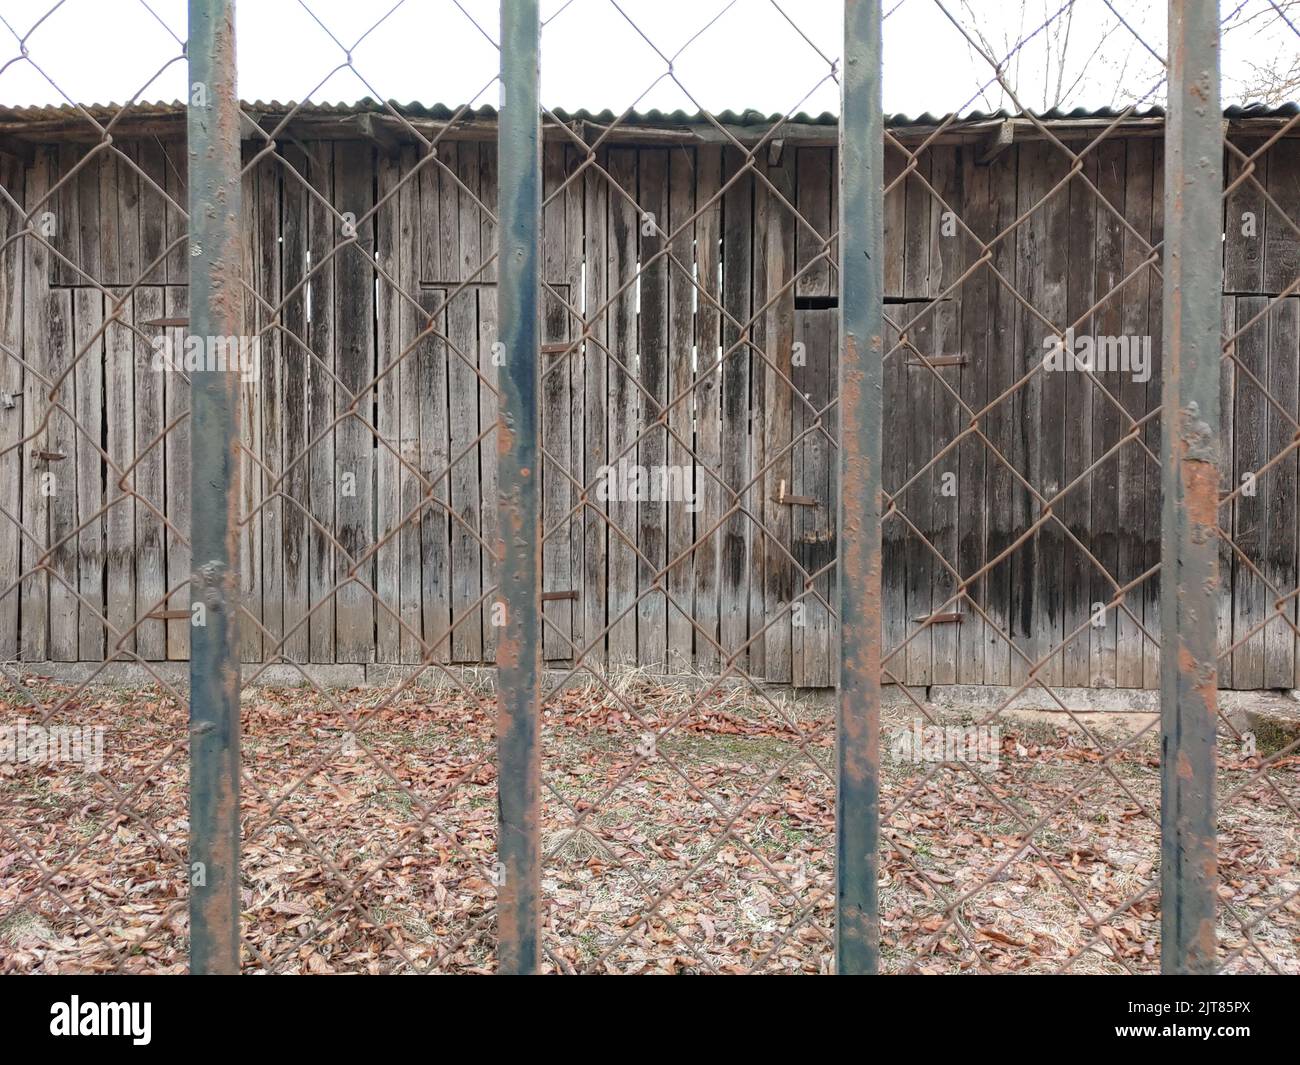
[1,674,1296,973]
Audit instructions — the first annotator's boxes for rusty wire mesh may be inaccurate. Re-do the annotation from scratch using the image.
[1215,28,1300,972]
[869,0,1173,974]
[874,0,1297,974]
[534,0,847,974]
[0,0,195,972]
[1,0,1296,977]
[228,1,507,972]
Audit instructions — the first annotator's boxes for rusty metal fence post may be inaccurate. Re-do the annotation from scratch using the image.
[496,0,542,975]
[1160,0,1221,974]
[837,0,883,975]
[187,0,243,974]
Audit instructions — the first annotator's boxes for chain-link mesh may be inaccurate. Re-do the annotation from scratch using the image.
[873,0,1296,974]
[534,0,846,973]
[1,0,1296,976]
[1214,30,1300,972]
[227,1,507,972]
[0,0,194,972]
[867,1,1176,973]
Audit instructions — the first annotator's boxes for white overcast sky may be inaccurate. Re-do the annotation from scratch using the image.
[0,0,1294,117]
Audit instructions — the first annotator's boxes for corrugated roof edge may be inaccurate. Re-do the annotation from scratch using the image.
[0,98,1297,126]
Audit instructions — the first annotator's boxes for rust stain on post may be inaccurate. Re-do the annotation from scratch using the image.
[837,0,883,974]
[1160,0,1221,975]
[187,0,243,974]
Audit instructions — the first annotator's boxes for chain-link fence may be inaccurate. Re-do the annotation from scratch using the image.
[0,0,1295,975]
[1214,6,1300,972]
[872,0,1176,974]
[0,0,196,973]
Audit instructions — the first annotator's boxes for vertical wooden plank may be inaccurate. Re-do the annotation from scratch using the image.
[334,140,376,664]
[541,143,572,662]
[280,144,310,663]
[1009,141,1049,687]
[0,155,24,662]
[1117,139,1154,689]
[115,143,140,283]
[115,142,141,286]
[97,146,120,286]
[447,140,482,662]
[47,156,81,650]
[237,155,262,663]
[901,149,931,300]
[1224,137,1265,293]
[163,139,188,285]
[478,143,500,663]
[1062,150,1099,687]
[104,294,135,658]
[929,146,962,687]
[420,150,451,664]
[137,139,167,284]
[792,309,835,688]
[397,147,422,665]
[418,288,450,663]
[662,146,695,671]
[983,147,1019,687]
[1089,138,1125,688]
[104,143,138,652]
[760,148,795,684]
[637,147,669,672]
[421,284,457,665]
[46,286,77,662]
[21,148,53,661]
[376,150,403,664]
[257,160,283,663]
[903,307,934,687]
[164,285,190,659]
[883,142,906,299]
[134,286,166,659]
[306,143,336,663]
[1219,296,1235,689]
[720,146,752,676]
[1264,296,1298,688]
[75,145,100,285]
[51,144,79,287]
[1143,143,1166,689]
[955,147,989,686]
[897,152,936,688]
[930,302,961,686]
[1037,148,1070,688]
[749,152,769,683]
[107,140,147,650]
[881,306,908,685]
[564,146,585,663]
[1232,295,1267,688]
[693,145,722,675]
[793,147,832,687]
[605,147,638,668]
[580,149,609,671]
[1263,137,1300,295]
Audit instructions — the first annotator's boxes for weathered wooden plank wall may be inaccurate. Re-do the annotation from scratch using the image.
[1,130,1297,691]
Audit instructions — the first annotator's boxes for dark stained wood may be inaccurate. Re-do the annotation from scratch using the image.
[7,130,1300,692]
[637,147,669,671]
[333,140,376,663]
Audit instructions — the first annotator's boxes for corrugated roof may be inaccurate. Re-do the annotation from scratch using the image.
[0,98,1296,128]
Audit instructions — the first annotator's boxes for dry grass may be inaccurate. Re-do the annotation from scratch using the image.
[1,671,1296,973]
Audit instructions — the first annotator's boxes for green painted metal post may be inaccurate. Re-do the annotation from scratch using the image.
[1160,0,1221,974]
[496,0,542,974]
[187,0,242,974]
[837,0,883,974]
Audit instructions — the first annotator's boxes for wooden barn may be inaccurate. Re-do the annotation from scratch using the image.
[0,99,1297,690]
